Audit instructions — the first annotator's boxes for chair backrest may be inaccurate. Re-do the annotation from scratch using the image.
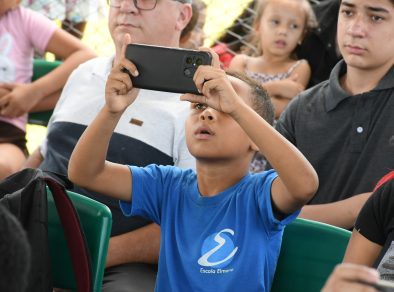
[47,187,112,292]
[29,59,61,126]
[271,218,352,292]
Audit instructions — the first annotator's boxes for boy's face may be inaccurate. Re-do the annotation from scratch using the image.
[185,76,256,162]
[337,0,394,70]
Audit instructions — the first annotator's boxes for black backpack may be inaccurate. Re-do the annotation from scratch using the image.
[0,168,92,292]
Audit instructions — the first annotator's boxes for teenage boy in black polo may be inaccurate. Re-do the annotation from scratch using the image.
[276,0,394,229]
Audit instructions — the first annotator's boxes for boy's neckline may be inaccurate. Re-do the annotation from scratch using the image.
[191,173,252,206]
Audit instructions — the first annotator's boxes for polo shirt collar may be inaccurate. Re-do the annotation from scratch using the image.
[375,65,394,91]
[325,60,349,112]
[91,56,114,81]
[325,62,394,112]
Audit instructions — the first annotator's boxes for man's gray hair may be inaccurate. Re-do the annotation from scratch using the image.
[175,0,192,3]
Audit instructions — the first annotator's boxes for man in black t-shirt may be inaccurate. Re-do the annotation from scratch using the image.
[344,174,394,279]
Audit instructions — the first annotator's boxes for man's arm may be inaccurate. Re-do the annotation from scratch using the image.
[106,223,160,268]
[343,229,382,266]
[299,192,372,229]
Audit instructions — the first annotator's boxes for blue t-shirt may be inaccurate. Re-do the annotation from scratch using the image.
[120,165,300,291]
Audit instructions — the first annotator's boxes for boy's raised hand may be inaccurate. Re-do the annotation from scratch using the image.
[180,49,245,117]
[105,33,140,114]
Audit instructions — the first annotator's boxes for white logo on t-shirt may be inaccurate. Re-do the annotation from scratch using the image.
[198,228,238,269]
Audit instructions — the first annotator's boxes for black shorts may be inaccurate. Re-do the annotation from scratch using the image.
[0,121,29,156]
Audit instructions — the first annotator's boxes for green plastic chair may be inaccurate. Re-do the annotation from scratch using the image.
[271,218,352,292]
[28,59,61,126]
[47,187,112,291]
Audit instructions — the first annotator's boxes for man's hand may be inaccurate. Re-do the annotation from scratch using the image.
[105,33,140,114]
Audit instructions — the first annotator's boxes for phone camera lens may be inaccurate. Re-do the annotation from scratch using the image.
[186,57,193,64]
[195,58,203,66]
[184,68,193,77]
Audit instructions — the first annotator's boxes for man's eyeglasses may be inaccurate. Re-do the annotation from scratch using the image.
[109,0,158,10]
[108,0,191,11]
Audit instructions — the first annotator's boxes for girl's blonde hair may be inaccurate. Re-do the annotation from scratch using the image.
[245,0,318,56]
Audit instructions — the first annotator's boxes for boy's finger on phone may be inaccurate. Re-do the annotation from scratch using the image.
[113,72,133,89]
[115,72,132,90]
[194,69,219,90]
[109,79,127,94]
[180,93,203,103]
[119,59,139,77]
[201,79,215,97]
[121,33,132,55]
[210,51,221,69]
[198,47,219,68]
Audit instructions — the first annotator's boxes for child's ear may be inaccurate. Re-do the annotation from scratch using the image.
[176,3,193,32]
[253,21,261,33]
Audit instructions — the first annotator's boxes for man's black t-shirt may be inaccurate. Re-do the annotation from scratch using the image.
[355,179,394,280]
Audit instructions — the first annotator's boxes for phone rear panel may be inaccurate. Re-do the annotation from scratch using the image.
[125,44,211,95]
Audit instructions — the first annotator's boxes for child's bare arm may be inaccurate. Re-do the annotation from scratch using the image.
[68,34,139,202]
[228,54,247,72]
[264,79,304,118]
[288,60,311,90]
[264,79,304,100]
[235,106,318,215]
[0,28,96,118]
[183,49,318,215]
[264,61,311,100]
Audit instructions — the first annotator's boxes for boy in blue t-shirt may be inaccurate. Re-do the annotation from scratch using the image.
[68,38,319,291]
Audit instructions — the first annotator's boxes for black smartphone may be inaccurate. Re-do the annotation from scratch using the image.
[125,44,212,95]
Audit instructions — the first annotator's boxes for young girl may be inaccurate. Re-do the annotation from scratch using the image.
[0,0,96,180]
[229,0,317,118]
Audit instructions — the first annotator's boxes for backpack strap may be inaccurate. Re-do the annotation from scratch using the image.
[45,177,92,292]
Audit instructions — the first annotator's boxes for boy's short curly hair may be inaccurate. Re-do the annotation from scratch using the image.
[227,71,275,126]
[0,205,31,292]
